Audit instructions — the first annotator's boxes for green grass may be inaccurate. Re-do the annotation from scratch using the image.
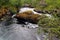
[1,0,60,10]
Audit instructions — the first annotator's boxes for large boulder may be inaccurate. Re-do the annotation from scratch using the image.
[15,11,41,24]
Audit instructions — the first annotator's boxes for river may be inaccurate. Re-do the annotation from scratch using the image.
[0,20,42,40]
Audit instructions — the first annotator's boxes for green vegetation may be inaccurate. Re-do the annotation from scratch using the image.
[38,16,60,28]
[0,0,60,12]
[38,15,60,39]
[45,0,60,10]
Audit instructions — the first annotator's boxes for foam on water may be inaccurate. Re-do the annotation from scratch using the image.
[19,7,34,13]
[19,7,52,17]
[27,23,38,28]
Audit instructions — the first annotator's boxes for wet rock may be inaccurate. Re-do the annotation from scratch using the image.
[13,7,52,25]
[15,11,41,24]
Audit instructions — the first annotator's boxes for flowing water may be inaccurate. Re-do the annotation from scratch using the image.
[0,19,40,40]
